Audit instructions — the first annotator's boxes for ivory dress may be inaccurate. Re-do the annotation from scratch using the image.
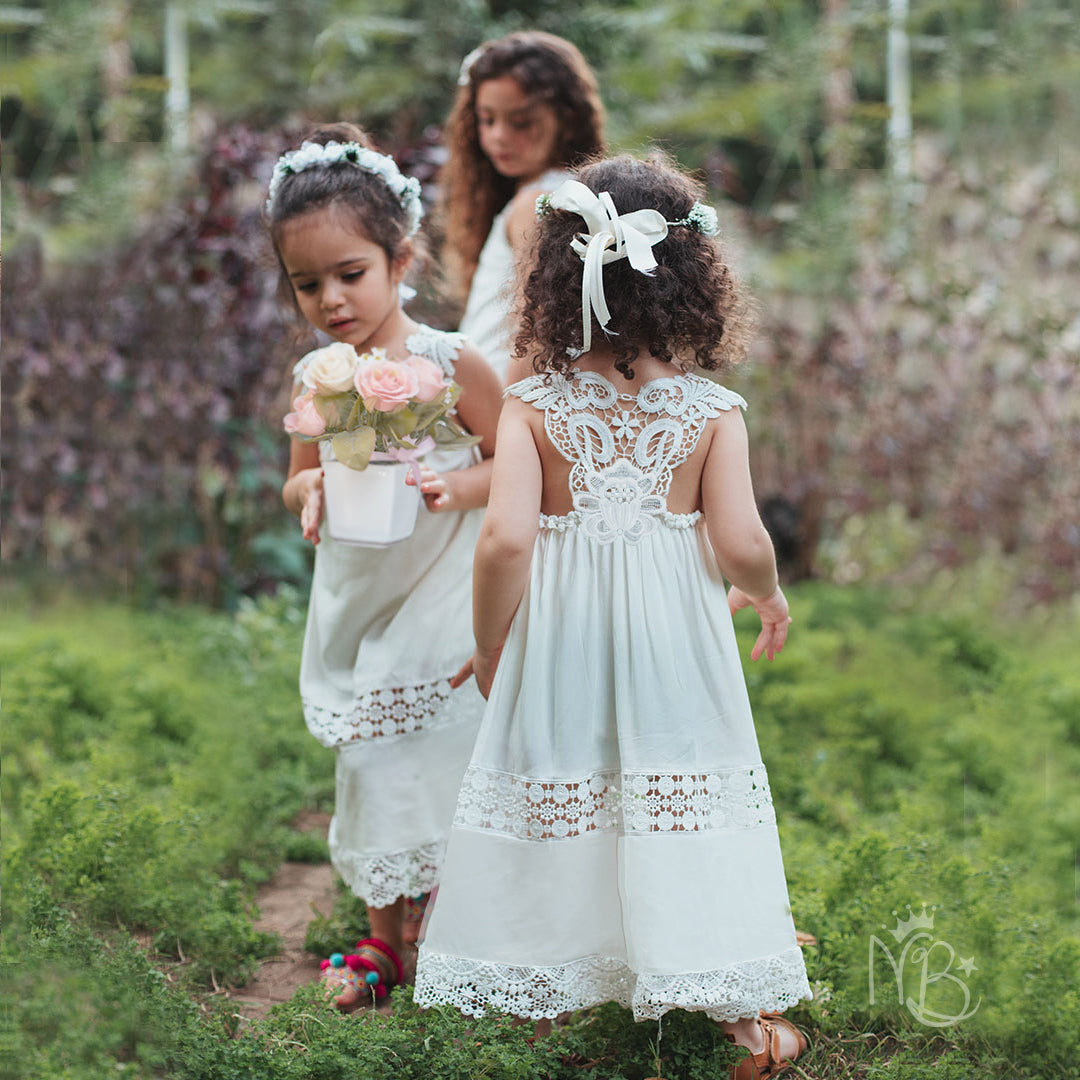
[298,325,486,909]
[414,369,812,1020]
[458,169,568,380]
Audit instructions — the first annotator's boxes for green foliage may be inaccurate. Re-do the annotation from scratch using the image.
[303,886,372,959]
[2,592,330,989]
[4,587,1079,1078]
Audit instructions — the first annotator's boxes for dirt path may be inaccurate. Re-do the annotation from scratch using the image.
[230,813,338,1020]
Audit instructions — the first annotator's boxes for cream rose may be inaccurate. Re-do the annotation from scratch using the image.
[403,355,449,403]
[354,357,420,413]
[300,342,360,395]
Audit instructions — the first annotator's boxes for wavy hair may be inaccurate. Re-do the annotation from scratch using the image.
[440,32,605,301]
[514,153,754,379]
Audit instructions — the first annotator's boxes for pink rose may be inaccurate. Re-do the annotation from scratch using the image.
[403,355,449,403]
[354,357,420,413]
[284,390,327,436]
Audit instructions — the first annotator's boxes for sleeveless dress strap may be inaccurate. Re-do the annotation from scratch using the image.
[406,327,466,376]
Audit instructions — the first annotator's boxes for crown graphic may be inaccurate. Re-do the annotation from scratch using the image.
[882,903,936,943]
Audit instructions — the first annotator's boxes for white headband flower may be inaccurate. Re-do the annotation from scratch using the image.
[457,45,486,87]
[265,140,423,235]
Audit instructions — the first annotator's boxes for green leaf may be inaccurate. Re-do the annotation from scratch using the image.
[386,407,419,440]
[430,416,481,449]
[314,393,354,428]
[330,426,376,470]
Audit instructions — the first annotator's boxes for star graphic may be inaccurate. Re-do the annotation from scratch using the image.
[956,956,977,976]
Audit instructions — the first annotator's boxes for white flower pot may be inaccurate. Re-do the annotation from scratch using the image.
[322,460,420,547]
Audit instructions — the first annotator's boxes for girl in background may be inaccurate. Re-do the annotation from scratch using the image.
[441,31,605,381]
[271,122,503,1008]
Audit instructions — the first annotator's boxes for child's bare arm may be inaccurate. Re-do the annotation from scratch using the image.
[701,408,791,660]
[461,400,542,695]
[701,408,777,598]
[504,183,547,251]
[283,420,324,545]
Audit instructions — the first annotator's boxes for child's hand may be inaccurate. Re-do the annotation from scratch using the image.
[450,645,503,699]
[405,466,458,512]
[291,467,325,545]
[728,585,791,661]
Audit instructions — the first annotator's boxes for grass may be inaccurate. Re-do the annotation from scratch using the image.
[2,582,1078,1078]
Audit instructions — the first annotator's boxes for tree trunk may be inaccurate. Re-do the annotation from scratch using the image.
[101,1,134,144]
[823,0,855,173]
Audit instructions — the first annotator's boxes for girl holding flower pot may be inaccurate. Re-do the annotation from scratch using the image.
[271,122,503,1008]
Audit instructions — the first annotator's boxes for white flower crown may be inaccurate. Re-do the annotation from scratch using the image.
[265,140,423,235]
[457,45,486,87]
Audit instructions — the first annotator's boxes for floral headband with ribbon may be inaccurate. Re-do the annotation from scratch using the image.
[538,179,719,355]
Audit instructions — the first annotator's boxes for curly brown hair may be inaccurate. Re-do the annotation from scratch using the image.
[266,122,419,313]
[514,153,754,380]
[439,32,605,301]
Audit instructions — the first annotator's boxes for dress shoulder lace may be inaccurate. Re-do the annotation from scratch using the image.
[406,326,465,375]
[506,371,746,544]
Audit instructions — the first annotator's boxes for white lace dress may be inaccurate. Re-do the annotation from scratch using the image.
[298,325,486,908]
[458,169,569,380]
[414,370,812,1020]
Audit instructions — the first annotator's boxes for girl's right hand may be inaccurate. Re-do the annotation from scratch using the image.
[450,643,503,699]
[728,585,791,661]
[293,467,325,545]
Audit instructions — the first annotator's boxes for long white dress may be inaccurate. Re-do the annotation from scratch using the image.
[458,169,569,381]
[298,325,486,909]
[414,369,812,1020]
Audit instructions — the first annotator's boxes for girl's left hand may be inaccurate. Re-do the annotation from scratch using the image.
[405,466,457,512]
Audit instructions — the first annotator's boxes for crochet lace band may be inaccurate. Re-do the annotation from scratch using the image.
[414,945,811,1021]
[304,677,472,748]
[455,764,776,840]
[330,839,443,909]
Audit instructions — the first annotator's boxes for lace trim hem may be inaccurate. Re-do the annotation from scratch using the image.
[455,764,776,840]
[331,840,444,908]
[414,945,811,1021]
[539,509,701,533]
[303,677,478,748]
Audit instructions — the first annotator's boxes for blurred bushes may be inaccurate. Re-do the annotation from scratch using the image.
[1,127,310,605]
[735,137,1080,600]
[4,125,1077,603]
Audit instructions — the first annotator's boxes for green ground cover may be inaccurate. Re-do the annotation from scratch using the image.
[2,584,1078,1078]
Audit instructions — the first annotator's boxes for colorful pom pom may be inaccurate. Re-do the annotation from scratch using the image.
[365,971,380,986]
[329,952,344,968]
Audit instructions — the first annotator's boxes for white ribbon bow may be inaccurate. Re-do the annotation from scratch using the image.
[547,179,669,355]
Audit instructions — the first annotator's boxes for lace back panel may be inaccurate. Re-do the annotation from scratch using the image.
[507,371,746,543]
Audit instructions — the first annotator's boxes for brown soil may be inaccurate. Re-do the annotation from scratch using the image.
[229,811,337,1020]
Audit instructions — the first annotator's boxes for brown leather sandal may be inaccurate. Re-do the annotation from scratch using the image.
[728,1013,809,1080]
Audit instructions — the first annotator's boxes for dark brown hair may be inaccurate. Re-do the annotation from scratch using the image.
[440,32,606,301]
[266,122,417,311]
[515,153,753,379]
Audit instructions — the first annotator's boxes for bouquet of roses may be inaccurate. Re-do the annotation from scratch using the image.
[284,343,479,473]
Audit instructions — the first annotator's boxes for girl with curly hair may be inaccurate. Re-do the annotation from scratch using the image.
[441,31,605,380]
[415,154,812,1078]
